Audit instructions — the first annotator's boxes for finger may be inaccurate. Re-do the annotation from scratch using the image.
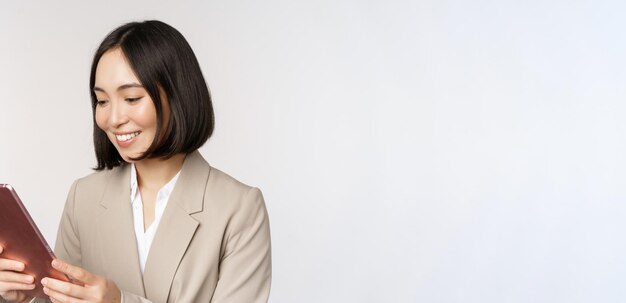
[0,259,25,272]
[51,260,92,284]
[1,289,33,303]
[0,281,36,292]
[43,285,85,303]
[0,245,3,254]
[42,278,86,300]
[0,271,35,283]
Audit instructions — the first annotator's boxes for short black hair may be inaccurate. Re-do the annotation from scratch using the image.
[90,20,214,170]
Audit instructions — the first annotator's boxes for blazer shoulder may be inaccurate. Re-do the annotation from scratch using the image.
[204,166,265,212]
[70,165,126,204]
[75,168,110,185]
[207,166,255,192]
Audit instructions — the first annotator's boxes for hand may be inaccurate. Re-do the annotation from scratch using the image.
[41,259,121,303]
[0,245,35,303]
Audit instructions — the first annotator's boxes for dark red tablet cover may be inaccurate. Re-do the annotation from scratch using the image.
[0,184,69,298]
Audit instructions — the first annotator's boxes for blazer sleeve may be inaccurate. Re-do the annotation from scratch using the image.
[54,180,82,268]
[210,187,272,303]
[118,291,153,303]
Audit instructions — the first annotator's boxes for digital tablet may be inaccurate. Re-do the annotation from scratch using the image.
[0,184,69,298]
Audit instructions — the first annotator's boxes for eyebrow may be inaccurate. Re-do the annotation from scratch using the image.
[93,83,144,93]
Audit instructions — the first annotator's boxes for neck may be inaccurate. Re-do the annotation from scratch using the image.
[134,153,186,190]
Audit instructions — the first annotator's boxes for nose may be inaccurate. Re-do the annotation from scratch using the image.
[108,99,129,129]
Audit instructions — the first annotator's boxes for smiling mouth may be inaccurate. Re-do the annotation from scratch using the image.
[116,131,141,142]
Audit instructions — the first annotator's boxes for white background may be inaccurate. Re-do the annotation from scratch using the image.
[1,0,625,302]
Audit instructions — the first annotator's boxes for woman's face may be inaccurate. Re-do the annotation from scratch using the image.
[93,48,168,162]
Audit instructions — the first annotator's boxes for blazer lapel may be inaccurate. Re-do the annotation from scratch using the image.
[97,164,146,297]
[142,151,210,302]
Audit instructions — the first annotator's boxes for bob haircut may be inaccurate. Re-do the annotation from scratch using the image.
[90,20,214,170]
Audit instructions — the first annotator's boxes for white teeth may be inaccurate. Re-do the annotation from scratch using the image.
[116,131,140,142]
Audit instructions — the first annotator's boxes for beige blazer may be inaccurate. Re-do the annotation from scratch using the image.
[51,151,271,302]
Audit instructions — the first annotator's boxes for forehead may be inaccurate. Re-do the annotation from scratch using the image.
[94,48,141,92]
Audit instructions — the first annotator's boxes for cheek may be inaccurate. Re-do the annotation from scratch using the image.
[95,108,108,131]
[133,103,158,129]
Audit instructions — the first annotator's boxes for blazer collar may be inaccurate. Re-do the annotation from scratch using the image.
[165,150,210,215]
[143,150,211,302]
[97,164,146,297]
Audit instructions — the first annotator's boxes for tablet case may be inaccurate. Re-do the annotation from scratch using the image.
[0,184,69,298]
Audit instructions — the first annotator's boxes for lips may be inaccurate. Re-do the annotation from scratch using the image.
[114,131,141,148]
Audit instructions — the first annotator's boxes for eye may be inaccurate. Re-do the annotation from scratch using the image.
[96,100,109,106]
[126,97,142,103]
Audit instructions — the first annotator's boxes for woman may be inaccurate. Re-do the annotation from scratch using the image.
[0,20,272,303]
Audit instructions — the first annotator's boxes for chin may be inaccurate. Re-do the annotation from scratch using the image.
[119,155,133,163]
[117,152,137,163]
[122,150,150,162]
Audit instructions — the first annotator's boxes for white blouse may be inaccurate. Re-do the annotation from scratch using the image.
[129,164,181,274]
